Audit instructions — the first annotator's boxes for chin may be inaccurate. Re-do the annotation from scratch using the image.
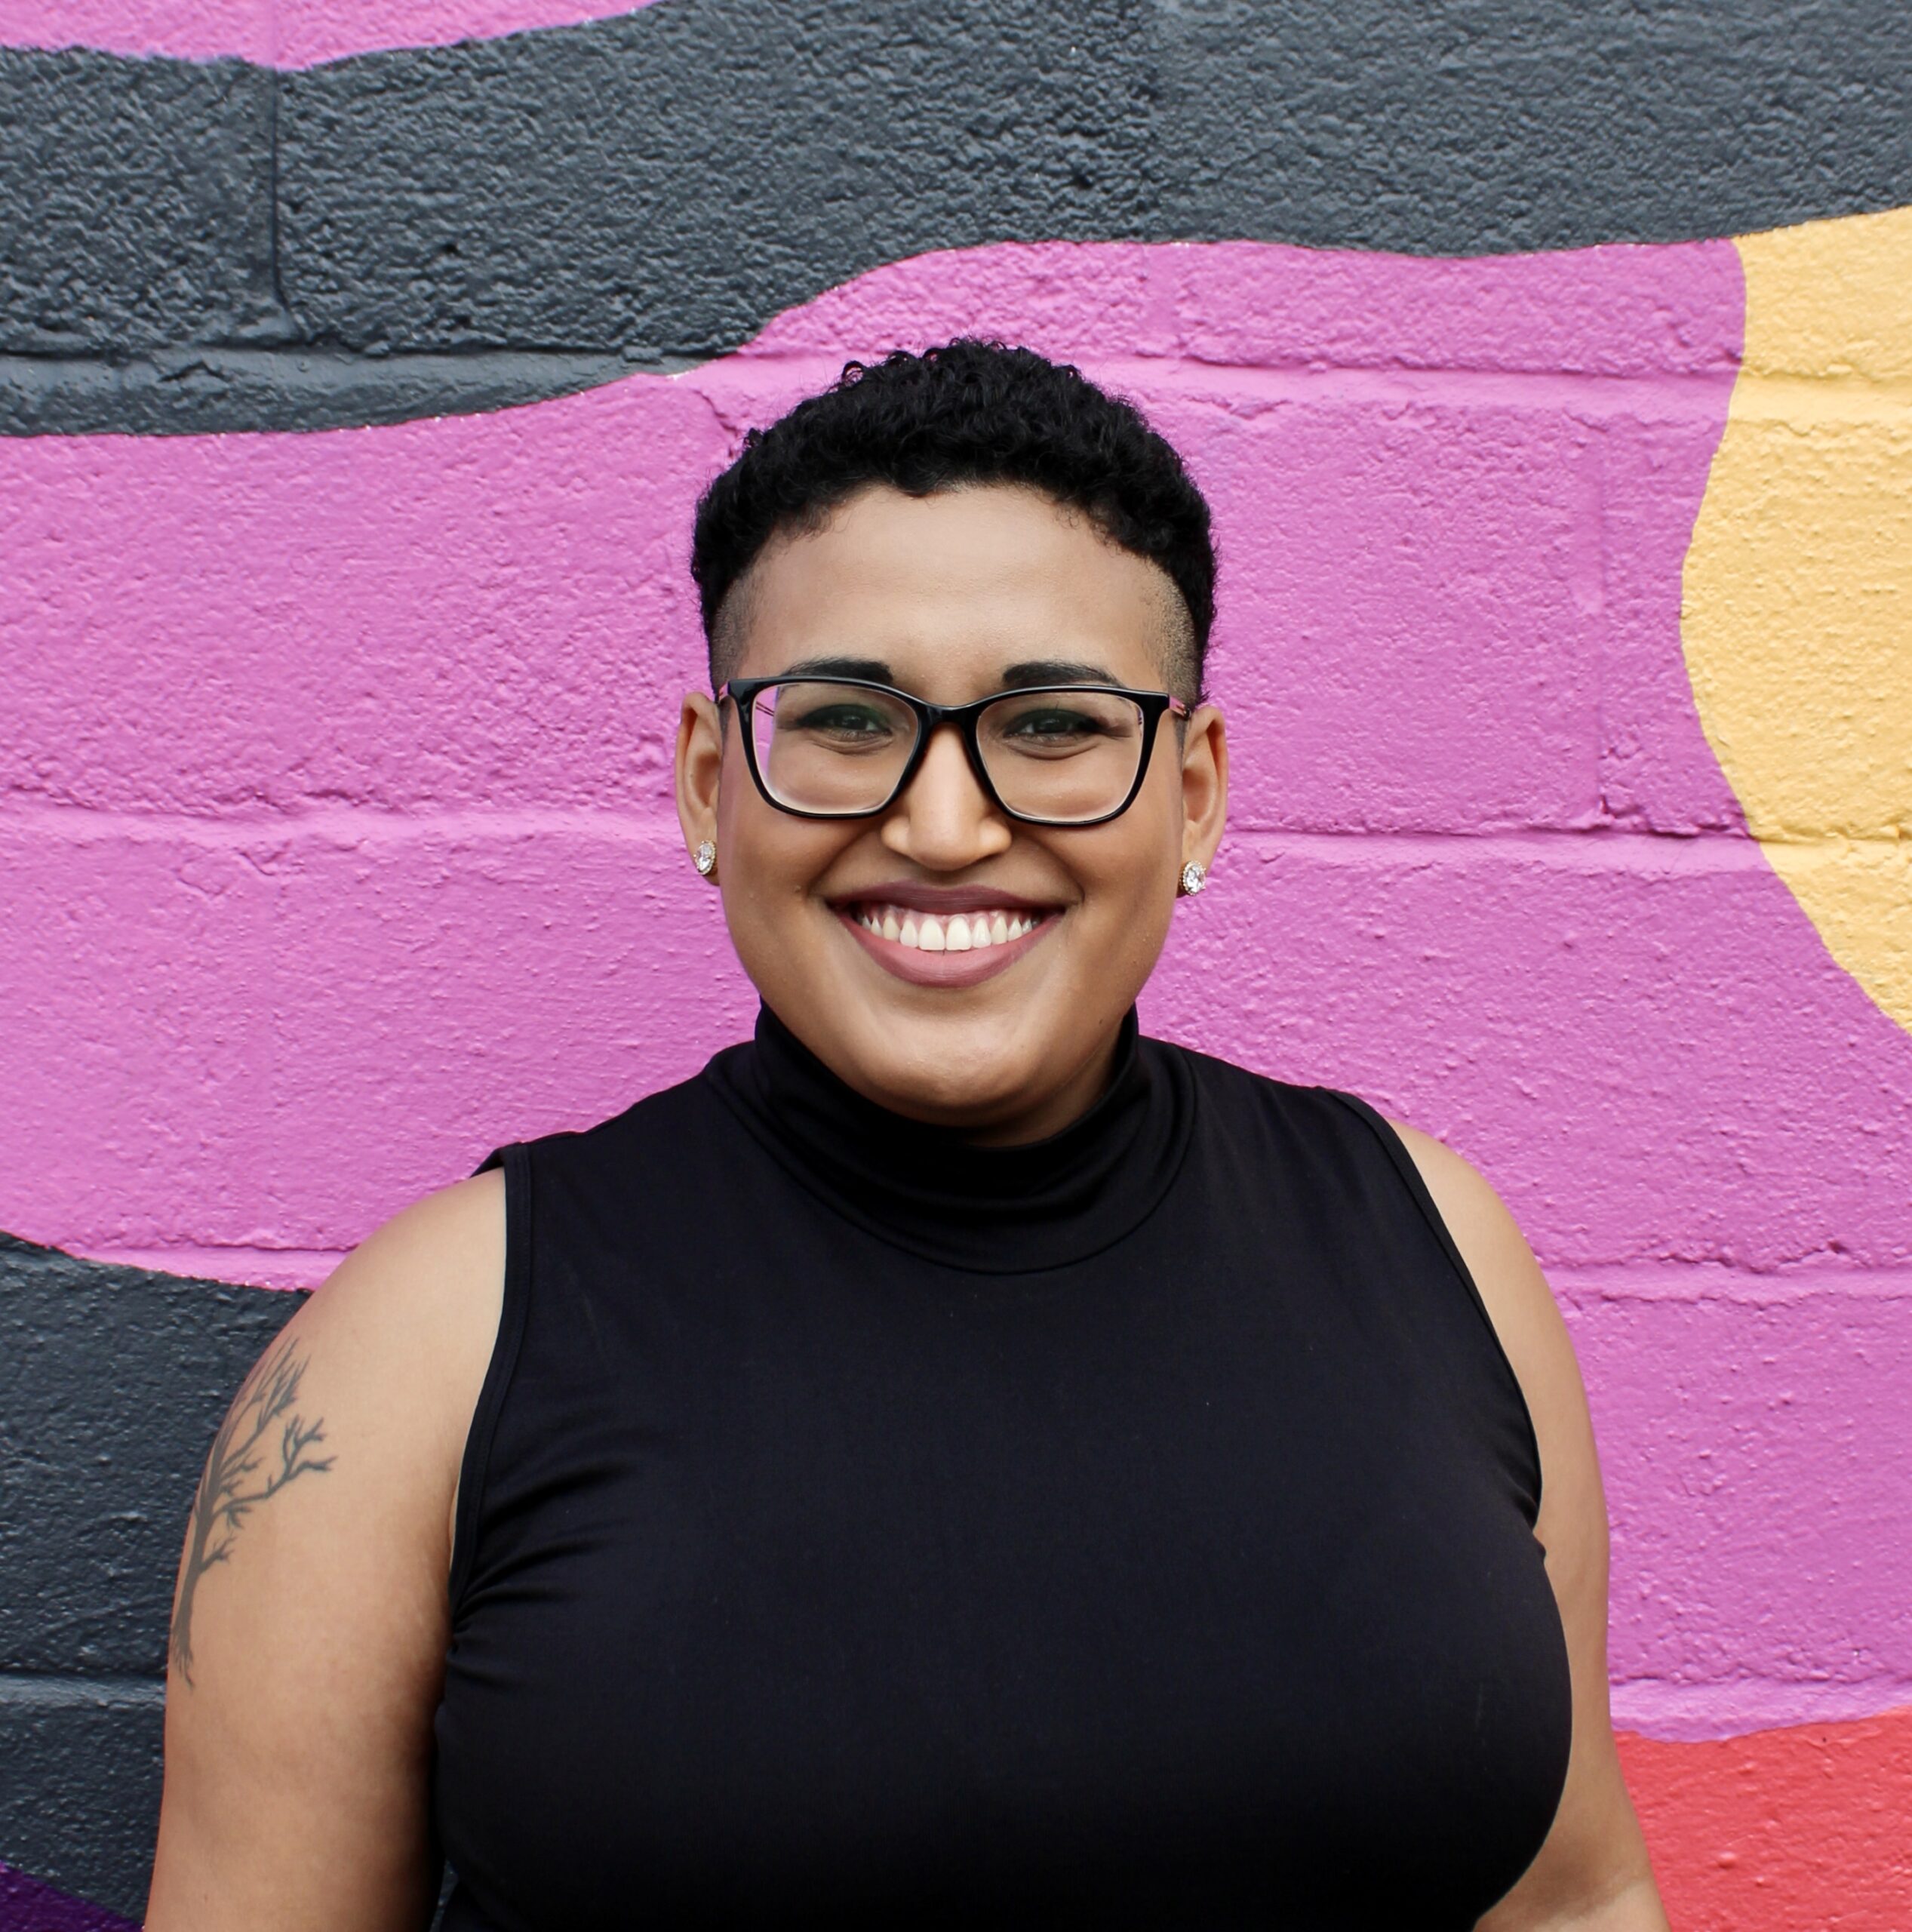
[842,1010,1051,1126]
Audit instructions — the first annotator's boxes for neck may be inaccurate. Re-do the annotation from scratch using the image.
[709,1004,1189,1274]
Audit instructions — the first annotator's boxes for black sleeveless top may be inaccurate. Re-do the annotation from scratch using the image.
[435,1010,1571,1929]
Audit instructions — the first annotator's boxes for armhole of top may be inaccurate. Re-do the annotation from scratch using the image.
[1323,1089,1545,1525]
[447,1141,533,1614]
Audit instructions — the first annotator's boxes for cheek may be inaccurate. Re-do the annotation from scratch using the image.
[715,795,862,949]
[1054,824,1179,959]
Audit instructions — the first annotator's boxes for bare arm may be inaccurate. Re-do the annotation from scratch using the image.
[146,1171,506,1932]
[1389,1124,1668,1932]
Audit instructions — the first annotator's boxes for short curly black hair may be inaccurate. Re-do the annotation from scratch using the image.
[690,340,1216,702]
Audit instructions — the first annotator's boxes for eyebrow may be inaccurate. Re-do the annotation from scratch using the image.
[770,654,1120,690]
[997,659,1118,688]
[779,654,895,681]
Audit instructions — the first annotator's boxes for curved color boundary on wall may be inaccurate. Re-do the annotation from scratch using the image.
[0,0,658,68]
[2,0,1910,435]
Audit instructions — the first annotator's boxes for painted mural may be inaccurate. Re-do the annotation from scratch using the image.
[2,2,1908,1924]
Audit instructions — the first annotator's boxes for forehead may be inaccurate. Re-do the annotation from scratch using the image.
[730,483,1175,694]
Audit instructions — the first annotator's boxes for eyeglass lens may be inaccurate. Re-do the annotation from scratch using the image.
[747,681,1151,823]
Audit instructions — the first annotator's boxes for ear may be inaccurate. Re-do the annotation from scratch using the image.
[1178,703,1228,872]
[675,690,724,860]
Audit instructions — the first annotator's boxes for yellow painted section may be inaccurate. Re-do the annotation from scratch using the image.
[1684,206,1912,1033]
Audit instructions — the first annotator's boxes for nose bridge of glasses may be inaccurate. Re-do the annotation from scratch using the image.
[906,709,997,811]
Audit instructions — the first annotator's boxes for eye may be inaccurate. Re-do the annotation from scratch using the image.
[1014,705,1100,736]
[787,702,897,741]
[996,703,1120,748]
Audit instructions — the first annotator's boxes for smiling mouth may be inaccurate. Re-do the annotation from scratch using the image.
[832,896,1062,986]
[847,902,1048,954]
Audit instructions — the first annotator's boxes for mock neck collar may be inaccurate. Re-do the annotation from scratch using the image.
[704,1004,1194,1274]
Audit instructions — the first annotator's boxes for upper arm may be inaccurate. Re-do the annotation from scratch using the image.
[1388,1124,1666,1930]
[146,1169,506,1932]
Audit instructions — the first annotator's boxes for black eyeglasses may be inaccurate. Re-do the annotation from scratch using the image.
[718,675,1189,828]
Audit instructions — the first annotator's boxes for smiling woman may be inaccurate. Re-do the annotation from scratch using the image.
[146,342,1665,1931]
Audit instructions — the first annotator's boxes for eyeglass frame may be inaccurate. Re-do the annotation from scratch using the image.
[716,674,1191,829]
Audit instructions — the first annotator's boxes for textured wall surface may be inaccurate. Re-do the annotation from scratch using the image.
[2,2,1909,1924]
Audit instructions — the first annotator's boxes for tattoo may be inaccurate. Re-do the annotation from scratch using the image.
[168,1336,334,1686]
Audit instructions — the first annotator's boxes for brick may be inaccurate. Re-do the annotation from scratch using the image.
[0,375,727,814]
[0,817,755,1255]
[0,45,276,355]
[1568,1286,1912,1690]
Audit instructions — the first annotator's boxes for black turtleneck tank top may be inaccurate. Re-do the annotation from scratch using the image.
[435,1011,1571,1930]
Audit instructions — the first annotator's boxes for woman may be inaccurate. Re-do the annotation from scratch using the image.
[149,343,1667,1929]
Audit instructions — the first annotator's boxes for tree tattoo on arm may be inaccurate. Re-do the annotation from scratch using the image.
[168,1336,335,1686]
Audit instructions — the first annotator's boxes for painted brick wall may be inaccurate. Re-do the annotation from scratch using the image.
[2,4,1908,1923]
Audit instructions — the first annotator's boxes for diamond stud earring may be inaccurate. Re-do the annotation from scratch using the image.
[1179,860,1207,897]
[693,840,718,877]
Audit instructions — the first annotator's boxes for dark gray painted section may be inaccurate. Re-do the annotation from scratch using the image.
[0,1684,161,1922]
[0,1854,138,1932]
[275,0,1158,361]
[0,48,280,357]
[0,1236,301,1915]
[1156,0,1912,252]
[3,0,1910,435]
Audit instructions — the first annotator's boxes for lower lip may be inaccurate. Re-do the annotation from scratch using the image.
[836,909,1058,987]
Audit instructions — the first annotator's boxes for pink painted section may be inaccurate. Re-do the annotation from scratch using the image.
[8,237,1912,1729]
[0,0,653,67]
[1570,1284,1912,1721]
[2,377,720,817]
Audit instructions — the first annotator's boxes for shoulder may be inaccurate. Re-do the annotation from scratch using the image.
[1148,1038,1351,1134]
[1379,1121,1564,1384]
[1163,1050,1571,1403]
[513,1063,742,1195]
[297,1168,504,1377]
[1150,1042,1419,1186]
[1376,1118,1597,1539]
[264,1168,507,1561]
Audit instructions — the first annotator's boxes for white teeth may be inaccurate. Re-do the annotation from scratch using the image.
[853,903,1047,951]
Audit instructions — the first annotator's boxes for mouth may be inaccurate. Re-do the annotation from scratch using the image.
[831,891,1063,988]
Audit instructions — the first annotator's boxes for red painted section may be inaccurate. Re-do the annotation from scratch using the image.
[1619,1708,1912,1927]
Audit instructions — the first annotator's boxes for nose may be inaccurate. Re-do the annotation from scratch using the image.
[878,723,1013,870]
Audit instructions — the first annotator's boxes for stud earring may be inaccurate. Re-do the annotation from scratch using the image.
[693,840,718,877]
[1179,860,1207,897]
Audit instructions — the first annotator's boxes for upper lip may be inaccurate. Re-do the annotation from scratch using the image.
[828,881,1063,914]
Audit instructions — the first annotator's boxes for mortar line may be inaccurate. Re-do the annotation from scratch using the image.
[0,1672,166,1709]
